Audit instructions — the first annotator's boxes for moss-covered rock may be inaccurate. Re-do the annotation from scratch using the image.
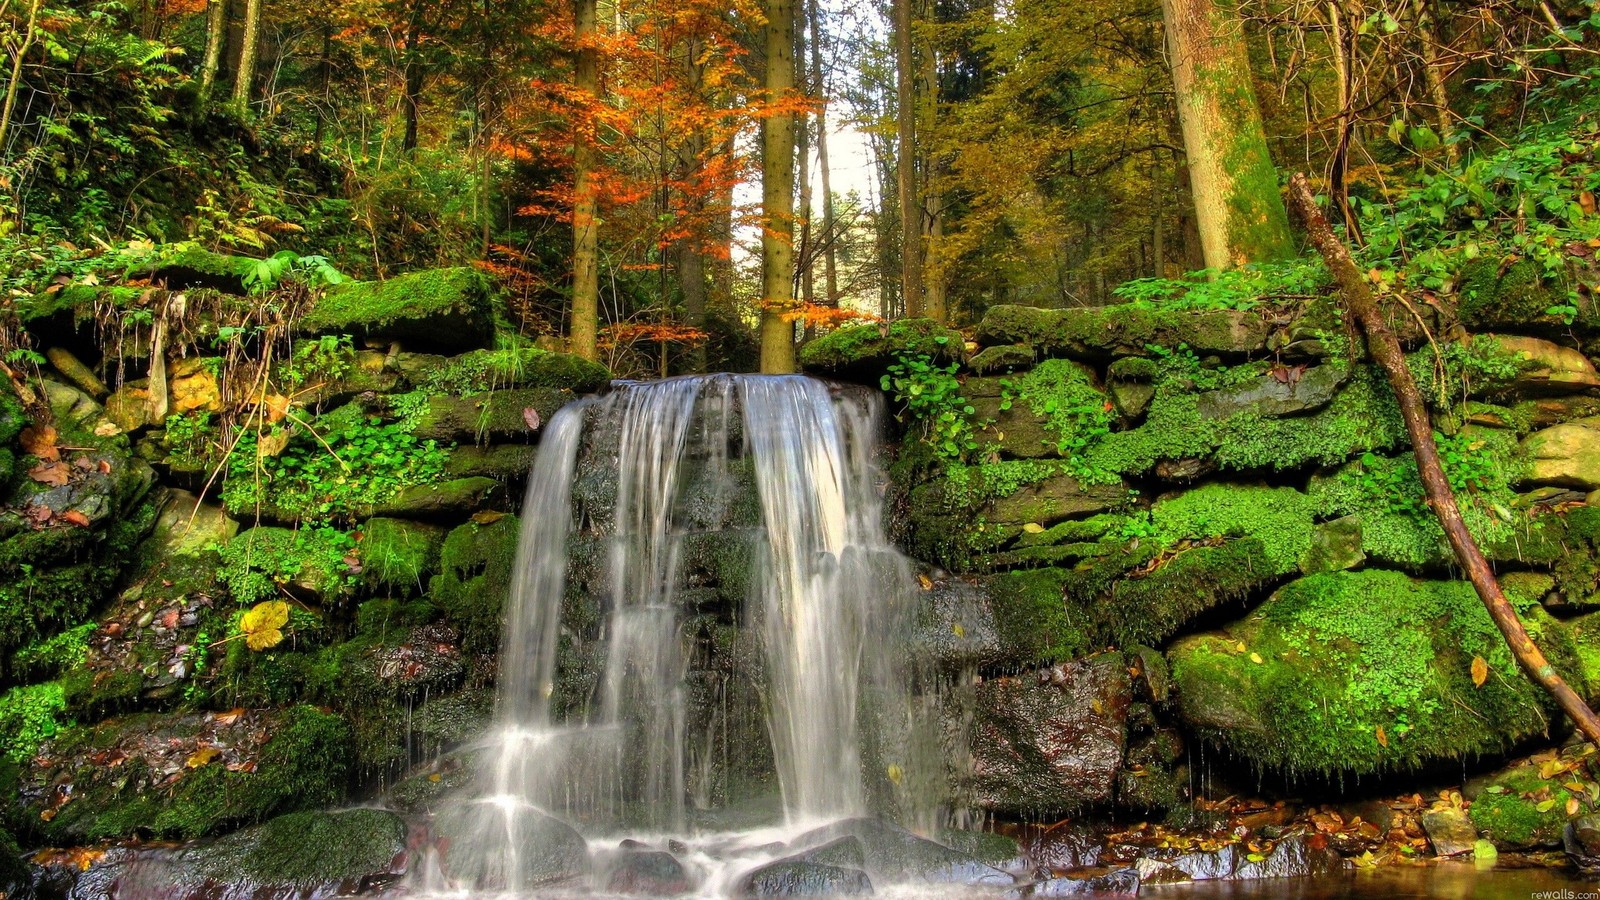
[799,318,967,382]
[301,267,496,351]
[976,303,1271,360]
[184,808,408,891]
[429,515,521,653]
[1457,258,1600,333]
[407,388,574,443]
[1465,746,1600,850]
[1520,417,1600,490]
[444,444,539,480]
[143,245,260,292]
[985,568,1098,667]
[361,476,503,520]
[360,518,446,595]
[396,347,612,394]
[1169,570,1591,776]
[967,344,1035,375]
[11,705,352,842]
[219,526,355,605]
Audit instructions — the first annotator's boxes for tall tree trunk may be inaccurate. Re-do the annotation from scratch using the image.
[711,133,736,313]
[1409,0,1460,166]
[231,0,262,109]
[1161,0,1294,269]
[759,0,797,373]
[893,0,924,317]
[678,36,709,372]
[198,0,228,109]
[809,0,838,307]
[570,0,601,362]
[402,0,428,153]
[919,14,946,323]
[1288,173,1600,749]
[1153,158,1167,276]
[797,11,815,315]
[1325,1,1361,242]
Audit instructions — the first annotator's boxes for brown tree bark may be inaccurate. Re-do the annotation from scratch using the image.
[893,0,924,317]
[1288,172,1600,748]
[570,0,601,362]
[759,0,798,373]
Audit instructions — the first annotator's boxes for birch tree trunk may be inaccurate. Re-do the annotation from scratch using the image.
[570,0,601,362]
[198,0,228,108]
[231,0,262,109]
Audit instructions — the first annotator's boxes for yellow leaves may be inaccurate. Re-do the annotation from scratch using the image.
[185,746,220,769]
[1535,798,1557,813]
[886,764,904,786]
[471,510,507,526]
[1376,725,1388,748]
[239,601,290,651]
[916,573,933,590]
[1249,652,1264,664]
[1568,797,1582,817]
[1022,523,1046,534]
[1471,656,1488,688]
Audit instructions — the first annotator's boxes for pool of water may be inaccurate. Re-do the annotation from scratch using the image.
[1145,862,1596,899]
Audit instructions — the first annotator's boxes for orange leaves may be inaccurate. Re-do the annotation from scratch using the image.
[604,322,710,346]
[1471,656,1489,687]
[784,303,880,328]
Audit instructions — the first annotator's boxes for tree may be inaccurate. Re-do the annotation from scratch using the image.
[569,0,601,362]
[1161,0,1294,269]
[198,0,227,107]
[232,0,264,108]
[760,0,797,373]
[893,0,924,318]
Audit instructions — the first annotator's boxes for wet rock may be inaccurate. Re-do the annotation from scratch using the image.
[147,487,238,557]
[1230,835,1344,880]
[736,859,874,896]
[933,830,1027,873]
[1468,759,1589,849]
[1196,363,1348,419]
[914,577,1004,672]
[444,443,540,479]
[1564,814,1600,873]
[796,818,1012,886]
[956,654,1130,815]
[435,804,589,889]
[1421,807,1478,857]
[407,388,574,443]
[1520,417,1600,490]
[47,347,108,399]
[791,836,868,870]
[1021,868,1140,896]
[1136,835,1342,882]
[170,808,407,895]
[168,356,223,414]
[1485,335,1600,395]
[361,476,503,520]
[301,267,496,352]
[969,344,1037,375]
[1025,824,1103,871]
[605,847,691,895]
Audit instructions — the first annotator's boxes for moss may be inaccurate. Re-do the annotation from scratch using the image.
[799,318,967,379]
[190,808,406,887]
[405,388,573,443]
[144,245,260,288]
[219,526,355,606]
[1147,484,1316,573]
[302,267,496,350]
[443,444,540,480]
[966,344,1035,375]
[1101,539,1279,647]
[975,303,1271,359]
[1469,766,1582,848]
[1003,359,1114,475]
[0,681,68,764]
[1169,570,1585,775]
[1457,257,1596,332]
[429,515,520,653]
[986,568,1097,666]
[11,622,95,679]
[408,347,612,395]
[359,518,445,595]
[354,597,438,641]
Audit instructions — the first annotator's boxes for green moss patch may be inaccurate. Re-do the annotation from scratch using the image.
[800,318,967,379]
[302,267,495,351]
[975,303,1271,359]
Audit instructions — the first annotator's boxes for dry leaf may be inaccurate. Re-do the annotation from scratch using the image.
[61,509,91,528]
[1581,190,1597,216]
[1567,797,1581,816]
[20,425,60,461]
[1022,523,1045,534]
[522,407,542,431]
[1471,656,1488,687]
[239,601,290,651]
[917,574,933,590]
[470,510,507,525]
[28,461,71,486]
[1376,725,1388,748]
[185,746,220,769]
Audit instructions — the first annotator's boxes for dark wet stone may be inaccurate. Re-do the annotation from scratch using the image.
[957,654,1131,814]
[1025,824,1103,871]
[736,860,874,896]
[1020,868,1140,896]
[796,818,1012,886]
[914,577,1004,672]
[1565,814,1600,873]
[434,805,589,889]
[606,848,691,895]
[1231,835,1345,880]
[1136,835,1344,883]
[1421,807,1478,857]
[791,836,867,870]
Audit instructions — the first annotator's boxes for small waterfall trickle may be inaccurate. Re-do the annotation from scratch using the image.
[432,374,937,894]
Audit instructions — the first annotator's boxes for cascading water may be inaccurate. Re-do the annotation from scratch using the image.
[425,374,941,895]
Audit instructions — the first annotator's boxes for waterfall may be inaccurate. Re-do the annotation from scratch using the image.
[437,374,932,892]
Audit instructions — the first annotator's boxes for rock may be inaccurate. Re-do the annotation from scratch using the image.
[444,443,540,479]
[1564,814,1600,873]
[360,517,446,593]
[1299,515,1365,574]
[407,388,574,442]
[435,804,589,889]
[605,847,692,895]
[1153,457,1215,481]
[933,831,1027,873]
[978,304,1271,359]
[1024,823,1103,871]
[46,347,108,398]
[791,836,868,870]
[1421,807,1478,857]
[914,576,1004,672]
[1135,835,1341,882]
[1229,835,1344,880]
[736,860,873,896]
[1168,570,1589,775]
[362,476,503,519]
[223,526,351,602]
[168,356,223,413]
[174,808,408,894]
[969,344,1036,374]
[1107,357,1158,421]
[1195,364,1348,419]
[147,487,237,557]
[795,818,1012,886]
[429,515,521,652]
[105,379,158,432]
[394,348,613,394]
[1022,868,1140,896]
[1469,759,1588,849]
[955,654,1130,814]
[1485,335,1600,395]
[1521,417,1600,490]
[301,267,496,352]
[799,318,967,381]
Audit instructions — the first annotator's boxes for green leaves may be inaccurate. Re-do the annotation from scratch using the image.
[882,352,984,466]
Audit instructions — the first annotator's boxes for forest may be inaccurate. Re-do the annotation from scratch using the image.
[0,0,1599,895]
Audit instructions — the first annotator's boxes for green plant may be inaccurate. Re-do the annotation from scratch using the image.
[283,335,355,388]
[999,359,1115,480]
[0,681,68,765]
[882,338,984,464]
[242,251,346,295]
[1113,257,1329,311]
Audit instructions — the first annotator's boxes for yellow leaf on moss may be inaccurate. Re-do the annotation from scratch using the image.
[1022,523,1045,534]
[240,601,290,651]
[1471,656,1488,687]
[186,746,220,769]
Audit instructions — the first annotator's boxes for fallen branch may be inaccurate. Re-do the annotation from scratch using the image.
[1287,171,1600,748]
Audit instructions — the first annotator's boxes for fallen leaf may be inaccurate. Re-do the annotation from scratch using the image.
[61,509,91,528]
[29,461,71,486]
[1376,725,1388,748]
[239,601,290,651]
[1581,190,1597,216]
[916,574,933,590]
[1471,656,1488,687]
[185,746,220,769]
[1567,797,1581,817]
[470,510,507,525]
[886,764,904,786]
[20,425,60,461]
[1536,798,1557,813]
[1249,653,1264,664]
[522,407,542,431]
[1021,523,1045,534]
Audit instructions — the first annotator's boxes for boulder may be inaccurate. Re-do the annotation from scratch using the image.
[968,344,1036,375]
[799,318,967,382]
[605,846,692,895]
[953,654,1130,814]
[977,303,1271,359]
[361,476,504,520]
[1484,335,1600,395]
[147,488,237,557]
[169,808,408,895]
[407,388,574,443]
[1521,417,1600,490]
[1564,814,1600,873]
[793,818,1012,886]
[301,267,496,351]
[1421,807,1478,857]
[435,804,589,889]
[1468,757,1594,849]
[1195,363,1347,419]
[736,860,873,896]
[1021,869,1139,896]
[46,347,108,398]
[168,356,223,414]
